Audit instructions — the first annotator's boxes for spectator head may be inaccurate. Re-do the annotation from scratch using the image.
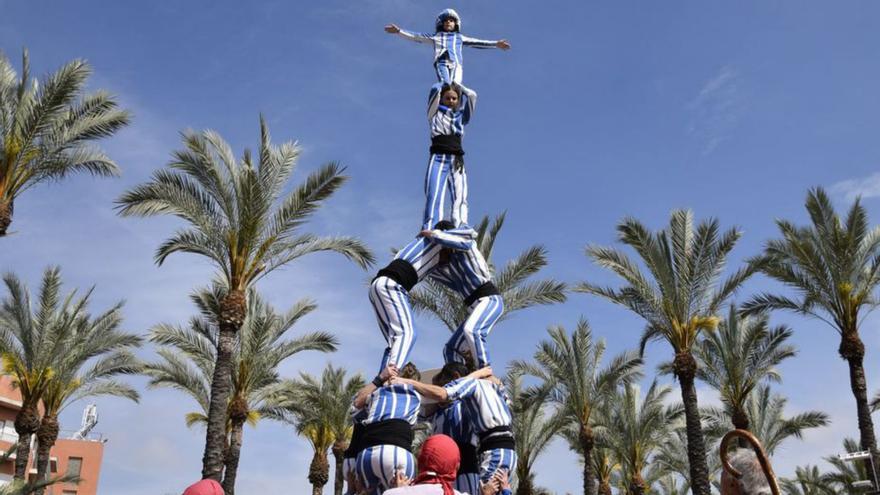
[400,362,421,381]
[182,479,223,495]
[413,434,460,495]
[721,449,772,495]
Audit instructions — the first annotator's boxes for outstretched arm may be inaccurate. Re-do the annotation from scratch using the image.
[386,24,434,44]
[353,365,398,409]
[392,377,448,401]
[462,35,511,50]
[420,226,477,250]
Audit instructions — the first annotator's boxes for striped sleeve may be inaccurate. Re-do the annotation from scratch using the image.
[459,84,477,125]
[429,226,476,250]
[396,29,434,44]
[444,377,479,401]
[461,35,499,48]
[428,83,442,120]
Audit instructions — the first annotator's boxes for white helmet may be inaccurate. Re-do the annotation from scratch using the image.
[435,8,461,32]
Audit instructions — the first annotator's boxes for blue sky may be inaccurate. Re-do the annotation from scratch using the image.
[3,1,880,493]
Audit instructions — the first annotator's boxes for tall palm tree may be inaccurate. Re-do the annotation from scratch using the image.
[144,286,337,495]
[598,381,681,495]
[781,465,837,495]
[0,267,124,480]
[116,118,374,481]
[705,385,828,456]
[653,425,722,492]
[33,303,142,493]
[506,371,565,495]
[0,49,130,236]
[512,319,642,495]
[743,188,880,480]
[410,213,567,332]
[674,304,797,432]
[578,210,756,495]
[273,365,364,495]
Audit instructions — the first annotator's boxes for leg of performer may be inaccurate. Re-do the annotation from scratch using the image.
[435,61,452,85]
[443,325,467,365]
[423,154,452,230]
[454,294,504,368]
[451,62,463,85]
[478,448,518,484]
[450,157,468,227]
[356,445,415,494]
[369,277,417,372]
[455,473,481,495]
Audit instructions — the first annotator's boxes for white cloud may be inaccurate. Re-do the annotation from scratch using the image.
[830,172,880,201]
[687,65,744,156]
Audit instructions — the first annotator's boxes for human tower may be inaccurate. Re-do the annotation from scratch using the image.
[341,9,514,495]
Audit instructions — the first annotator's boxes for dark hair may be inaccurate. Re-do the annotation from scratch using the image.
[433,220,455,231]
[440,83,462,98]
[437,362,468,385]
[400,362,421,381]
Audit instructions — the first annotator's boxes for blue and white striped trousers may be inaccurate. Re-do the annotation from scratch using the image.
[355,445,416,495]
[443,294,504,368]
[369,276,416,373]
[456,473,481,495]
[423,153,468,230]
[435,59,463,85]
[479,448,518,483]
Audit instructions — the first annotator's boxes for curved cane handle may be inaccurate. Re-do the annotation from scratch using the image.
[720,429,780,495]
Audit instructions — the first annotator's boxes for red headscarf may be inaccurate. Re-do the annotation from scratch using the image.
[182,479,223,495]
[413,434,460,495]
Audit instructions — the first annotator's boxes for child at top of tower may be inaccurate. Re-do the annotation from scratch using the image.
[385,8,510,85]
[423,82,475,230]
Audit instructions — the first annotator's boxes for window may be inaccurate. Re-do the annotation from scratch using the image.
[66,457,83,476]
[62,491,77,495]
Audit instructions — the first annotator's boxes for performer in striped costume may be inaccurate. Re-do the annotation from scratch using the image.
[393,363,517,484]
[423,222,504,368]
[424,385,481,494]
[385,9,510,85]
[420,82,476,231]
[370,234,444,372]
[353,364,422,495]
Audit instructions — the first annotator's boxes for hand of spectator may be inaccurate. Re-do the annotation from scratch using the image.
[497,469,511,490]
[385,24,401,34]
[390,467,411,487]
[480,476,500,495]
[496,40,511,50]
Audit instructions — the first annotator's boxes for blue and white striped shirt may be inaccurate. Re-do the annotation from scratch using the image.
[443,377,512,434]
[361,383,422,426]
[394,235,444,282]
[428,83,476,138]
[396,30,500,66]
[427,227,493,297]
[430,400,476,446]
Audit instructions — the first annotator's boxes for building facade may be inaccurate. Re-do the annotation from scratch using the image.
[0,377,104,495]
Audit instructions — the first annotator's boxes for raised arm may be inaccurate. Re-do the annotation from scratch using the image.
[461,35,511,50]
[353,365,397,409]
[385,24,434,44]
[393,377,448,401]
[427,83,443,121]
[420,225,477,250]
[459,84,477,125]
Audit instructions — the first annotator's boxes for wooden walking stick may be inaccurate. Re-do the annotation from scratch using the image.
[720,429,781,495]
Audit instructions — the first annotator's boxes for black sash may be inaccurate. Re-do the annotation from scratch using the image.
[360,419,414,452]
[374,259,418,292]
[343,422,365,459]
[458,441,479,474]
[478,425,515,453]
[464,282,500,308]
[430,135,464,156]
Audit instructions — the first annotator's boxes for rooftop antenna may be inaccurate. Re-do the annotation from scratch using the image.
[70,404,98,440]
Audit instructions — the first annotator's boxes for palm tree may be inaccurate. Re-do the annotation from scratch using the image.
[0,49,130,236]
[273,365,364,495]
[824,438,874,494]
[33,301,142,492]
[512,319,642,495]
[0,267,125,480]
[578,210,756,495]
[144,286,337,495]
[654,475,689,495]
[872,391,879,413]
[410,213,567,332]
[506,371,565,495]
[116,118,374,481]
[591,447,618,495]
[781,465,837,495]
[653,426,722,491]
[598,381,681,495]
[743,188,880,480]
[682,304,797,432]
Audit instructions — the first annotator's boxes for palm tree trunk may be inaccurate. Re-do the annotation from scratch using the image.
[598,481,612,495]
[308,449,330,495]
[0,198,13,237]
[673,351,711,495]
[13,403,41,480]
[840,332,878,487]
[516,463,534,495]
[34,413,60,495]
[731,406,750,449]
[629,473,646,495]
[580,424,596,495]
[221,418,245,495]
[331,444,345,495]
[202,289,246,481]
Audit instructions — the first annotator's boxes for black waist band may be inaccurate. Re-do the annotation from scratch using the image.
[374,259,418,292]
[361,419,414,452]
[464,282,500,307]
[430,135,464,156]
[344,422,366,459]
[458,442,479,474]
[478,425,515,453]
